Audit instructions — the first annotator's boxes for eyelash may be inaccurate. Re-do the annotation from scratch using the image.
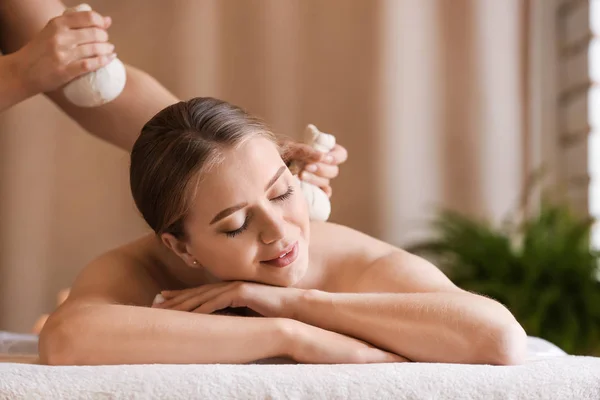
[225,186,294,238]
[226,218,249,238]
[273,185,294,202]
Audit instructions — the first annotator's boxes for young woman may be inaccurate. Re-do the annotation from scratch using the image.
[39,97,526,366]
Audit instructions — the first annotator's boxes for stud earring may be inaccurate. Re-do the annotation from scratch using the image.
[192,260,198,266]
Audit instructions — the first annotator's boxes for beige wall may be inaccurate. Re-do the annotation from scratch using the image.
[0,0,529,332]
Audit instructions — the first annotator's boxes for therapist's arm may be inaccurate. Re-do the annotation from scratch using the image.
[0,0,349,189]
[0,0,178,151]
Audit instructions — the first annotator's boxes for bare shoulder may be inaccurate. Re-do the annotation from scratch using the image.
[309,221,393,260]
[309,222,459,294]
[308,222,394,291]
[67,233,167,307]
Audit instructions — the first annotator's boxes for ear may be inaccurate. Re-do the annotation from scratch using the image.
[160,233,200,268]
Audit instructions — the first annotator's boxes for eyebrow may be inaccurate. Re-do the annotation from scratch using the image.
[265,166,286,191]
[209,165,287,225]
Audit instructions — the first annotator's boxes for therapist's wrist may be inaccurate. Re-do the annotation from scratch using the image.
[0,52,35,110]
[11,51,39,98]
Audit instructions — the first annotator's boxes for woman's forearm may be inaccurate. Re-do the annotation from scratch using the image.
[45,65,179,151]
[40,303,289,366]
[0,53,34,112]
[292,290,527,365]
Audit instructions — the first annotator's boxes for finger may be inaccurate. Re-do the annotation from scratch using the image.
[281,143,323,165]
[62,10,111,30]
[300,171,330,190]
[169,295,211,312]
[161,282,228,300]
[72,42,115,61]
[156,288,205,308]
[154,287,203,308]
[68,27,109,46]
[303,163,339,179]
[161,287,197,298]
[324,144,348,166]
[155,291,198,309]
[171,285,235,312]
[158,293,204,310]
[162,285,233,311]
[65,54,116,77]
[193,293,233,314]
[160,291,180,300]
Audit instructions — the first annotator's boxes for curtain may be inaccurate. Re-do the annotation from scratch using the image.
[0,0,528,332]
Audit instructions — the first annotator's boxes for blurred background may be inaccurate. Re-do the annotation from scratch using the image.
[0,0,598,353]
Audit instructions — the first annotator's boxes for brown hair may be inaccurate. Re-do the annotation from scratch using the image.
[130,97,276,239]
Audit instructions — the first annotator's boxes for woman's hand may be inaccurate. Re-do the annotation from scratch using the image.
[154,281,303,318]
[283,319,408,364]
[12,9,115,97]
[281,140,348,197]
[155,284,408,364]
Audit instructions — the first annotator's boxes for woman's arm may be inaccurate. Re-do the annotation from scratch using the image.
[40,236,403,366]
[292,224,527,365]
[291,225,527,365]
[162,270,527,366]
[39,246,286,365]
[160,224,527,365]
[291,253,526,365]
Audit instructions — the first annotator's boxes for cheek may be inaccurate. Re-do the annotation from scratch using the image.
[191,235,256,275]
[289,192,310,225]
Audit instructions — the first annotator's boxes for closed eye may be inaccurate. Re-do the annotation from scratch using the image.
[272,185,294,202]
[225,186,294,238]
[225,215,250,238]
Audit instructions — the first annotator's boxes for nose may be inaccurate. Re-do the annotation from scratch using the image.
[259,209,286,245]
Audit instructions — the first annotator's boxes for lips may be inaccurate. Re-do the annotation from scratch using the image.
[261,242,299,268]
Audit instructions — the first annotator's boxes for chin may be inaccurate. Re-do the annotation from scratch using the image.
[285,238,310,287]
[281,261,309,287]
[260,243,309,287]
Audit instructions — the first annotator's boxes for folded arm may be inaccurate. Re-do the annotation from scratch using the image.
[291,250,527,365]
[41,235,404,366]
[160,224,527,365]
[39,247,290,366]
[292,224,528,365]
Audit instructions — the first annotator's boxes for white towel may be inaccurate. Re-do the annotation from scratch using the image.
[1,335,599,399]
[1,355,600,399]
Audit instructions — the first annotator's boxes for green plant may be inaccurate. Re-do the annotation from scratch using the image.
[408,200,600,355]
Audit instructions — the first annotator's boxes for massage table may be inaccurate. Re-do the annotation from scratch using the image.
[1,332,599,399]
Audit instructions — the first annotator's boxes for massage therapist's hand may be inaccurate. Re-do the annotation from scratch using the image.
[12,9,115,97]
[280,139,348,198]
[154,281,303,318]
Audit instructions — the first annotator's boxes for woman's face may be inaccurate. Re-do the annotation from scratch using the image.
[174,136,310,287]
